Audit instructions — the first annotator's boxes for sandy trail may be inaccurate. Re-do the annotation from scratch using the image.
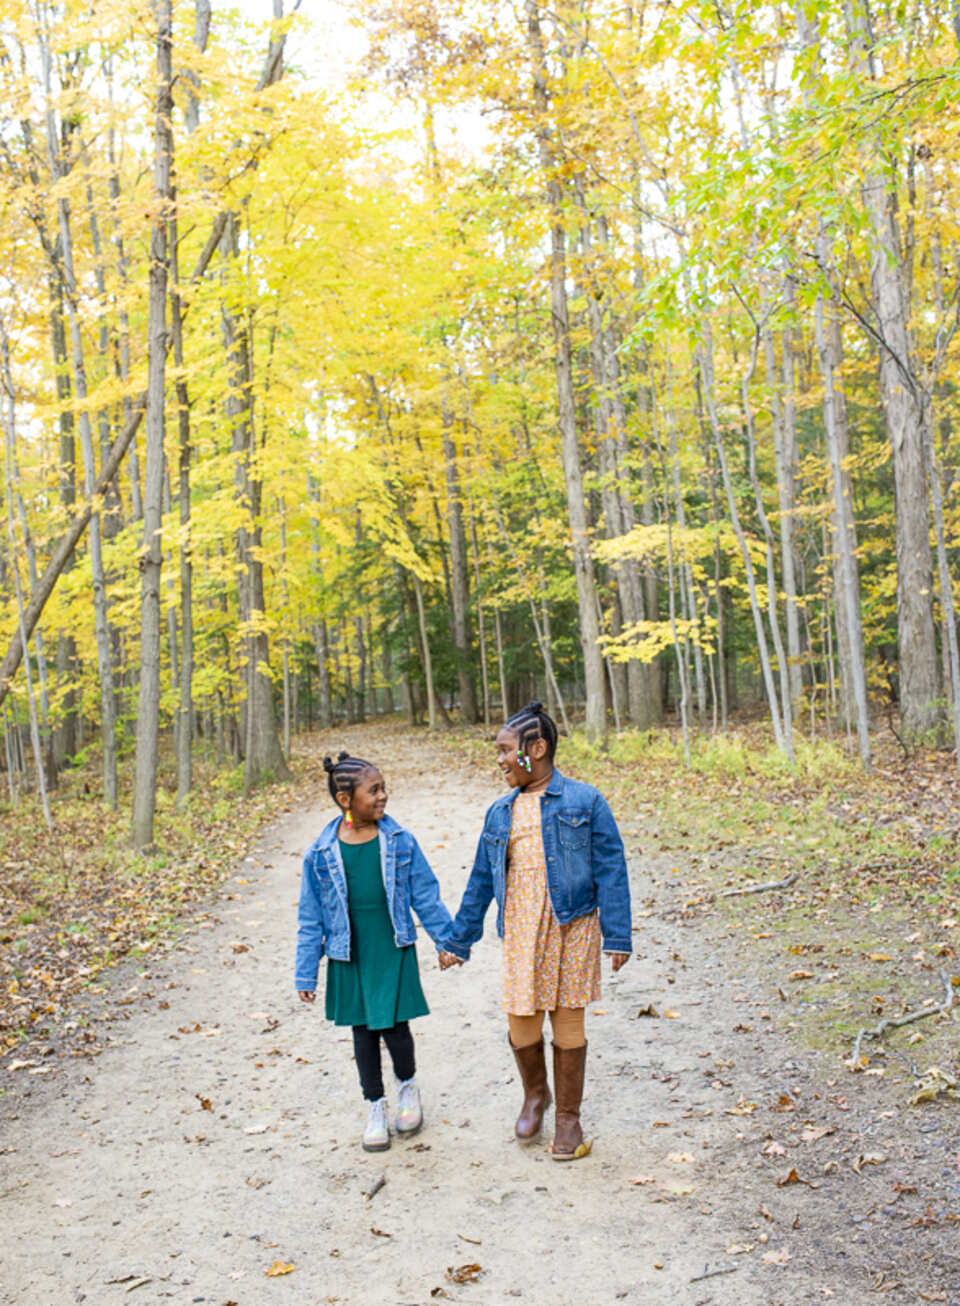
[0,727,949,1306]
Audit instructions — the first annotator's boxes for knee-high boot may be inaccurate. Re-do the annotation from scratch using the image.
[551,1041,588,1161]
[509,1037,552,1140]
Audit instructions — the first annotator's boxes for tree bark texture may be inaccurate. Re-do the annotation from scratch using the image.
[132,0,173,850]
[526,1,606,744]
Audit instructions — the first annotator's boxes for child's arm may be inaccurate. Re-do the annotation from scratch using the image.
[590,792,633,956]
[406,837,455,949]
[441,832,496,962]
[294,850,326,995]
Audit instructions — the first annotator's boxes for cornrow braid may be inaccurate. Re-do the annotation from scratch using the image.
[323,751,376,807]
[504,701,558,760]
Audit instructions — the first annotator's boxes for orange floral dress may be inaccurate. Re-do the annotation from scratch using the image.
[501,791,602,1015]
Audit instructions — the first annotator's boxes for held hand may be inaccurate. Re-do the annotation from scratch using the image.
[438,950,463,970]
[606,952,630,973]
[298,990,316,1003]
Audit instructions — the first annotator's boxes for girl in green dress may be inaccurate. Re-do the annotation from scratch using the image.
[295,752,455,1151]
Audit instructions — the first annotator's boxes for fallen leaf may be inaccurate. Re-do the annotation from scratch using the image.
[264,1261,295,1277]
[663,1009,680,1019]
[243,1124,270,1135]
[446,1264,483,1285]
[195,1095,213,1112]
[762,1140,787,1156]
[852,1152,887,1173]
[761,1248,792,1264]
[370,1227,392,1238]
[727,1242,754,1255]
[636,1004,659,1018]
[629,1174,656,1185]
[725,1094,757,1116]
[867,953,892,962]
[800,1125,835,1143]
[667,1152,695,1164]
[777,1167,816,1187]
[789,970,814,980]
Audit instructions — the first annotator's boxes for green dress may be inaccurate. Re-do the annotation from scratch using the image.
[325,835,429,1030]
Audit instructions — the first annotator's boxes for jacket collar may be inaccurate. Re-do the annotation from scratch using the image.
[314,810,400,850]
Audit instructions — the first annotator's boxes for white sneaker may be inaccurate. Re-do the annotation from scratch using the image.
[395,1076,423,1136]
[362,1097,390,1152]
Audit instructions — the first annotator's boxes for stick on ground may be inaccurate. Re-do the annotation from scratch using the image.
[849,970,955,1068]
[720,872,798,899]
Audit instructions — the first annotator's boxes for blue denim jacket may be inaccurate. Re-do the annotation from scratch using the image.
[443,769,632,960]
[294,813,453,990]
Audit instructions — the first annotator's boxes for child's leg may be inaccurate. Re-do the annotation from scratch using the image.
[507,1011,546,1048]
[507,1012,551,1140]
[548,1008,588,1161]
[382,1022,421,1135]
[351,1024,386,1101]
[548,1006,586,1048]
[381,1020,416,1082]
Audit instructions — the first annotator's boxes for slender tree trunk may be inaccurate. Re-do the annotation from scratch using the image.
[845,0,941,743]
[763,319,803,704]
[49,275,77,771]
[699,325,787,752]
[1,323,53,829]
[494,606,509,720]
[526,1,605,743]
[469,513,491,727]
[132,0,173,850]
[441,402,478,722]
[39,59,119,805]
[412,572,438,730]
[170,198,194,807]
[220,216,288,791]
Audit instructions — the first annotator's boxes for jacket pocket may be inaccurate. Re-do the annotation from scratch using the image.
[557,812,589,851]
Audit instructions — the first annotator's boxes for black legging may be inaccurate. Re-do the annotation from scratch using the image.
[352,1021,416,1101]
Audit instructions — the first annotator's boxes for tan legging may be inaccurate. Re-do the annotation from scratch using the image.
[508,1007,585,1050]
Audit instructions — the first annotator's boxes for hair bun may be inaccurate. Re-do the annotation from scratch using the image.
[526,700,543,714]
[322,755,335,773]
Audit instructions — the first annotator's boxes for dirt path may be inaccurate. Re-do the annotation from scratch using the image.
[1,727,955,1305]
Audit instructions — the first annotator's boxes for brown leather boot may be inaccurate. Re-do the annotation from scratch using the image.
[550,1041,589,1161]
[510,1037,552,1141]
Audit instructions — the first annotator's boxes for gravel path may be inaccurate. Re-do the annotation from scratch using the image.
[1,727,955,1305]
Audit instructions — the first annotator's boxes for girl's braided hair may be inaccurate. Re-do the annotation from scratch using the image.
[504,701,558,760]
[323,751,376,806]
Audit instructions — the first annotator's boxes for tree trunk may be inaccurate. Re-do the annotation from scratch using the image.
[700,325,787,753]
[45,148,118,806]
[221,214,288,791]
[525,1,605,744]
[441,402,478,722]
[846,0,942,743]
[132,0,173,850]
[763,319,803,705]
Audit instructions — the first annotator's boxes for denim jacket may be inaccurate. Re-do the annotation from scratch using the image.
[294,813,453,990]
[443,769,632,961]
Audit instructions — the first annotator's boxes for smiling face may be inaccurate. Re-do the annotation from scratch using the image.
[495,727,551,790]
[338,767,387,825]
[495,727,526,788]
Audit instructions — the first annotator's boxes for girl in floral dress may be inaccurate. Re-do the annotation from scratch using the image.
[441,704,631,1160]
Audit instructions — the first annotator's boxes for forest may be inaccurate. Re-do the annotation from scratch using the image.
[1,0,959,851]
